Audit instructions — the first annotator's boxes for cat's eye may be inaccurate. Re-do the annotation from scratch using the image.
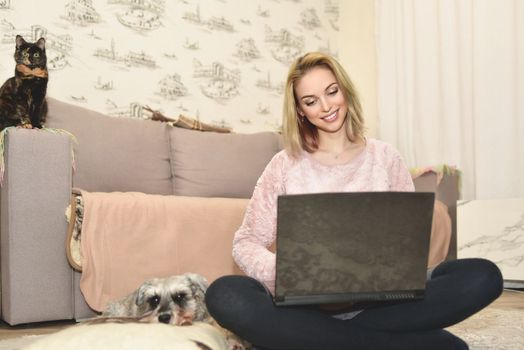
[23,52,29,57]
[34,53,40,58]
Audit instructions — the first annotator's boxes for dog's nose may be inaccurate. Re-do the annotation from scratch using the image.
[158,314,171,324]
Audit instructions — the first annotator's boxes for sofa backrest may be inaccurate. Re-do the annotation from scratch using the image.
[169,127,282,198]
[46,98,174,195]
[46,98,283,198]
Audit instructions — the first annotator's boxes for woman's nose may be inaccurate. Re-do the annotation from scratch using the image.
[319,97,330,112]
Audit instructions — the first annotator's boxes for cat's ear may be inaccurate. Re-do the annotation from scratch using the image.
[16,35,26,49]
[36,38,46,51]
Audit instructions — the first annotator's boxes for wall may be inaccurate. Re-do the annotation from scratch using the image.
[338,0,378,138]
[0,0,342,134]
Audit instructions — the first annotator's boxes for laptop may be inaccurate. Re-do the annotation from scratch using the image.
[274,191,435,306]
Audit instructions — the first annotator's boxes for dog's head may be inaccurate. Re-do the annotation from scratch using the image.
[133,273,209,325]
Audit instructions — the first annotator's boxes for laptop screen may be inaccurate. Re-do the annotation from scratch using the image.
[274,191,435,306]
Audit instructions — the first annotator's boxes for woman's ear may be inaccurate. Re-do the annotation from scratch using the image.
[297,110,306,123]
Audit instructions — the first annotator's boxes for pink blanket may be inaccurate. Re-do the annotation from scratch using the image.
[79,191,248,311]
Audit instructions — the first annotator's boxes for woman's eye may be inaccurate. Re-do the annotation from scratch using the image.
[304,99,316,107]
[328,88,338,96]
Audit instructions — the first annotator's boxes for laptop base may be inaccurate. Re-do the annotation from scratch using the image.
[274,289,425,306]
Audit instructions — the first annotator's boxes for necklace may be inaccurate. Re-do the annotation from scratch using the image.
[318,143,353,159]
[332,148,347,159]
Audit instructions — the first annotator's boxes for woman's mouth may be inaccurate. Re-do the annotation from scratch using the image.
[322,110,338,122]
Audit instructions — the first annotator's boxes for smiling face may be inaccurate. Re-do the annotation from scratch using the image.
[294,66,348,137]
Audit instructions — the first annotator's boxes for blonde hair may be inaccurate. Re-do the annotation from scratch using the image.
[282,52,366,157]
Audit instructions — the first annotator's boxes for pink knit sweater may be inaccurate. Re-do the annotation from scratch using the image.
[232,138,415,293]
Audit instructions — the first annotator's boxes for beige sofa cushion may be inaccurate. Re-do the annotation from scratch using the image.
[170,127,282,198]
[46,98,173,195]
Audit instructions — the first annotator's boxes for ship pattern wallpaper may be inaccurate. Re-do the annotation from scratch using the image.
[0,0,339,133]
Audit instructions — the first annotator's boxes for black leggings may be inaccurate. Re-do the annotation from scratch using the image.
[205,258,503,350]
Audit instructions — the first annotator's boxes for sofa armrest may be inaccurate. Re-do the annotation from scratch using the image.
[412,169,460,261]
[0,128,74,325]
[434,172,460,260]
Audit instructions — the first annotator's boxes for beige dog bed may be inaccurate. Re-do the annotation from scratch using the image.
[23,322,229,350]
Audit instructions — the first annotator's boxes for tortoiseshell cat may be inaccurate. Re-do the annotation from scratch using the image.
[0,35,48,131]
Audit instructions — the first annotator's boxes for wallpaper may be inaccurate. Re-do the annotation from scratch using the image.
[0,0,339,133]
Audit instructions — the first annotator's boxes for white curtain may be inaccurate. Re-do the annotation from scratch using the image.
[375,0,524,200]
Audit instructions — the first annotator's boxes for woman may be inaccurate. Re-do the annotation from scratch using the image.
[205,52,502,350]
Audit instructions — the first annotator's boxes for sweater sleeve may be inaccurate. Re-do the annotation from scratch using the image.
[232,153,285,294]
[388,148,415,192]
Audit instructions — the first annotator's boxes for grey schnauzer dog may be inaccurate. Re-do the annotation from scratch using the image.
[102,273,209,325]
[100,273,250,349]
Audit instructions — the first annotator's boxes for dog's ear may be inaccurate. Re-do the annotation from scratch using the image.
[135,280,156,306]
[184,273,209,296]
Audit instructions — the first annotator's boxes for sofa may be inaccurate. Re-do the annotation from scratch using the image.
[0,97,460,325]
